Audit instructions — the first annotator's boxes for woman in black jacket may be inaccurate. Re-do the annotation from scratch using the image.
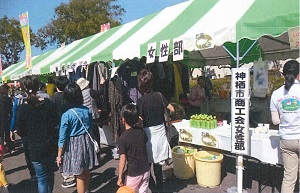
[15,76,58,193]
[0,85,13,150]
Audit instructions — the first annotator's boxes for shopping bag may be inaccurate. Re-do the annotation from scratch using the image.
[92,139,100,153]
[165,123,179,149]
[98,125,114,146]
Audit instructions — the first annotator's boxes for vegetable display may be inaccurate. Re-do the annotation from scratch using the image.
[190,114,217,129]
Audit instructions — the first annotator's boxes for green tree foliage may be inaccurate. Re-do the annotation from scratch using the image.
[0,16,33,69]
[35,0,125,50]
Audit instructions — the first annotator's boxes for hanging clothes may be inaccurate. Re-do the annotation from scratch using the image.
[86,62,111,112]
[87,62,96,86]
[163,62,175,101]
[108,75,123,144]
[179,62,190,94]
[68,63,87,83]
[93,62,109,90]
[148,61,175,102]
[171,63,184,102]
[117,60,145,104]
[150,62,165,95]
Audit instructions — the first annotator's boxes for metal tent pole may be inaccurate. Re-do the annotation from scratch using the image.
[223,39,258,67]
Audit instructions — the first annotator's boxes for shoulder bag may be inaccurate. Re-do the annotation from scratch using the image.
[70,109,100,153]
[158,93,179,149]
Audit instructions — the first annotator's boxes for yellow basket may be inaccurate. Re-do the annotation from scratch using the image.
[172,146,197,179]
[193,150,223,187]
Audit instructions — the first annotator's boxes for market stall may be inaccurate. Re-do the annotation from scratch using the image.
[1,0,299,82]
[0,1,298,192]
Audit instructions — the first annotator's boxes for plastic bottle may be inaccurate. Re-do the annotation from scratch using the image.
[177,148,185,154]
[213,116,217,129]
[205,155,217,160]
[206,156,212,160]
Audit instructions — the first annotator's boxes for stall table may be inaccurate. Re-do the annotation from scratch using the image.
[173,119,282,165]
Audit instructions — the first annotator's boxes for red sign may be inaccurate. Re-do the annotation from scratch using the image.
[100,23,110,32]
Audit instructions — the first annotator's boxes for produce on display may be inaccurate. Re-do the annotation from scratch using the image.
[190,114,217,129]
[173,146,196,154]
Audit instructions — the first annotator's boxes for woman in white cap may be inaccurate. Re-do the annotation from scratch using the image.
[76,77,105,150]
[76,78,99,120]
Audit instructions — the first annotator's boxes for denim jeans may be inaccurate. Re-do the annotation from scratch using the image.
[21,137,36,177]
[32,155,56,193]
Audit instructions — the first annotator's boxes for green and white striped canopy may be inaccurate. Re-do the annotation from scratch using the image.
[2,0,299,81]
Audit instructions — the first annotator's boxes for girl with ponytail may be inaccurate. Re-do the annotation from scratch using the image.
[282,60,300,91]
[22,76,41,107]
[270,60,300,193]
[15,76,58,193]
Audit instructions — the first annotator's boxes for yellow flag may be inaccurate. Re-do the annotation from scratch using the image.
[19,12,32,69]
[0,55,2,76]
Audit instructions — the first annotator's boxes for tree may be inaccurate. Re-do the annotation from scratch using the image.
[0,16,33,69]
[35,0,125,50]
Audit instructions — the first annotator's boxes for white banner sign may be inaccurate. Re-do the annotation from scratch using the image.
[146,42,157,64]
[231,68,250,155]
[195,33,213,50]
[173,38,184,61]
[253,60,268,89]
[159,40,170,62]
[178,129,219,148]
[253,60,268,97]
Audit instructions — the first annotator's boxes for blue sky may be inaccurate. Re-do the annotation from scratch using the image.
[0,0,187,61]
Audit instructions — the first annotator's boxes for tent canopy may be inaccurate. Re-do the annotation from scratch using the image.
[2,0,299,81]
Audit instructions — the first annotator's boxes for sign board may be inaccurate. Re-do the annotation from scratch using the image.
[195,33,213,50]
[178,129,219,148]
[252,60,268,97]
[100,22,110,32]
[159,40,170,62]
[146,42,157,63]
[173,38,184,61]
[288,26,300,50]
[231,68,250,155]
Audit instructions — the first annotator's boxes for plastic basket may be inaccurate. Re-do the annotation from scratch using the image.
[172,146,197,179]
[193,150,223,187]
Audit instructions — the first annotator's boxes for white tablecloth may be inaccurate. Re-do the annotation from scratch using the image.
[173,119,282,165]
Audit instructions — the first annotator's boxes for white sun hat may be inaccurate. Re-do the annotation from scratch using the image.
[76,78,90,90]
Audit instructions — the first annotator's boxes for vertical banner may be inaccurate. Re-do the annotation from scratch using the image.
[19,12,32,69]
[0,55,2,76]
[159,40,170,62]
[100,23,110,32]
[146,42,156,64]
[252,60,268,97]
[231,68,250,155]
[173,38,184,61]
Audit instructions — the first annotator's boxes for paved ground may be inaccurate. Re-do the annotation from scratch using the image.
[3,138,283,193]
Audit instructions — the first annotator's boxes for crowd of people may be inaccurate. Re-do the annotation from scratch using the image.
[2,59,298,193]
[0,69,174,193]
